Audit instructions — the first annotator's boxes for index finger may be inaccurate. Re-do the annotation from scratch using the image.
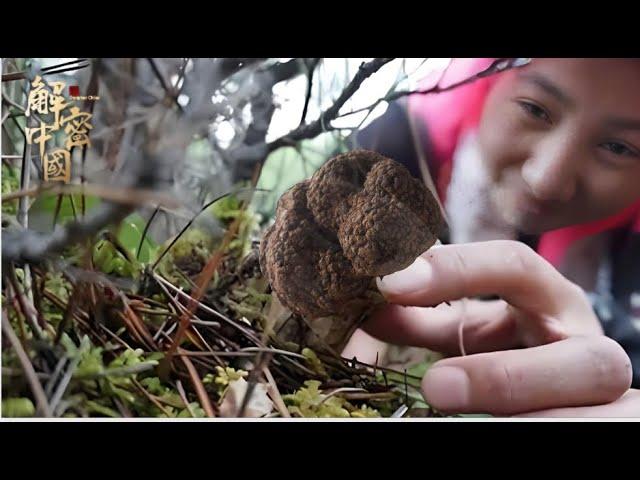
[377,240,586,318]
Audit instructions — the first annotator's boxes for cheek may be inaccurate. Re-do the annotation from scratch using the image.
[584,166,640,216]
[478,109,527,181]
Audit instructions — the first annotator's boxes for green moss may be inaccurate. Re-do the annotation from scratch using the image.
[283,380,381,418]
[207,366,249,397]
[2,163,19,216]
[2,398,36,417]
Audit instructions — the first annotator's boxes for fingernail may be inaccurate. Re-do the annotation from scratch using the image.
[422,366,471,412]
[376,256,433,296]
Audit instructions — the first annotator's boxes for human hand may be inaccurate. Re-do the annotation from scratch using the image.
[363,241,637,417]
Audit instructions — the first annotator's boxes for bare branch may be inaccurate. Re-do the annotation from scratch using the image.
[338,57,531,120]
[147,58,183,112]
[226,58,395,180]
[181,58,266,127]
[2,311,53,417]
[300,58,322,126]
[226,59,306,180]
[270,58,395,149]
[1,59,90,82]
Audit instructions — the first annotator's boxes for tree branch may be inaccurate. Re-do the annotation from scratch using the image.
[269,58,394,150]
[147,58,183,112]
[300,58,321,126]
[338,57,531,120]
[227,59,307,180]
[1,59,90,82]
[226,58,395,180]
[2,310,52,417]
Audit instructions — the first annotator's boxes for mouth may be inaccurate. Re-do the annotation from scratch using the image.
[512,193,550,216]
[492,185,557,230]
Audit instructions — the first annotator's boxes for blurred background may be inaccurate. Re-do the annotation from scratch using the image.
[2,58,451,250]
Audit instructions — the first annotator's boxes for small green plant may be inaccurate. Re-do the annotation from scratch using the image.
[283,380,381,418]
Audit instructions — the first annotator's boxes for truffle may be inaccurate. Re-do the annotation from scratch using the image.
[260,149,443,320]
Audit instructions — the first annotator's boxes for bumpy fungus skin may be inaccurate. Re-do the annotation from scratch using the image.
[260,150,443,319]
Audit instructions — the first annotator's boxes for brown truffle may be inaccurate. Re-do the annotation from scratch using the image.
[260,149,443,320]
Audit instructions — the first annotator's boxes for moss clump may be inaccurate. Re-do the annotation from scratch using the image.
[283,380,381,418]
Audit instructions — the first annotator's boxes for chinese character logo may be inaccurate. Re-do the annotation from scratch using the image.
[24,76,94,183]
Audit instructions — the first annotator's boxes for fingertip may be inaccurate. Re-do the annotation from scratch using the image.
[422,365,472,413]
[376,256,434,300]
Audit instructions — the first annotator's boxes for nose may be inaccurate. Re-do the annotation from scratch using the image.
[521,132,579,203]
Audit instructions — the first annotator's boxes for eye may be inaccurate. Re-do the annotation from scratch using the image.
[517,100,551,123]
[597,141,640,169]
[600,141,638,158]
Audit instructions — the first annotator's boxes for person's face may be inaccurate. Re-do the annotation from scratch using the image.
[477,58,640,234]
